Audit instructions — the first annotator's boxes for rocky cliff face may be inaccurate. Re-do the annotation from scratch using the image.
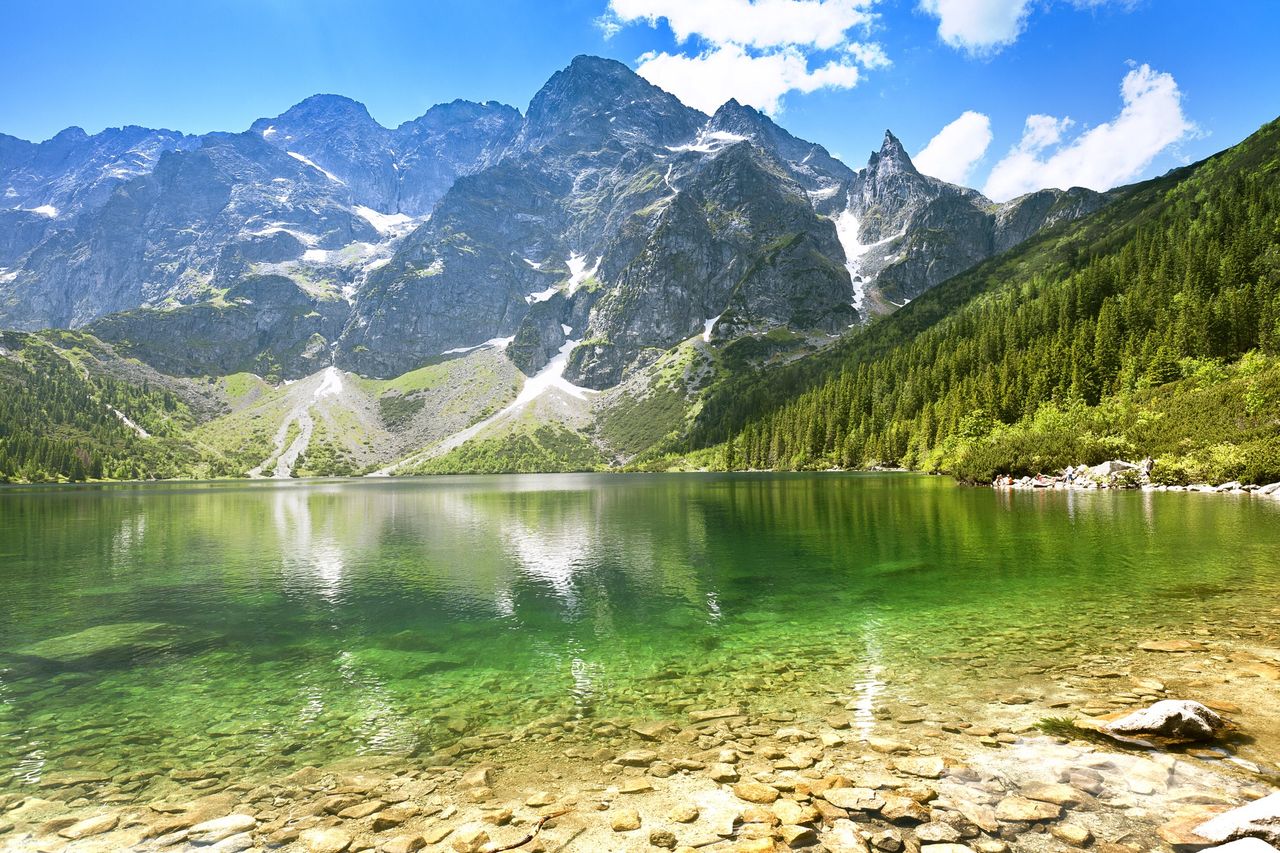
[86,274,347,379]
[832,131,1103,312]
[1,55,1106,391]
[248,95,521,216]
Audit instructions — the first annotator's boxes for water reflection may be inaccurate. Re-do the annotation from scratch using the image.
[0,474,1277,784]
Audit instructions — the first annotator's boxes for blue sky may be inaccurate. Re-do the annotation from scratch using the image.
[2,0,1277,199]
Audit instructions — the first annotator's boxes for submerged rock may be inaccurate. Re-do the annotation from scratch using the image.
[9,622,217,670]
[1104,700,1225,741]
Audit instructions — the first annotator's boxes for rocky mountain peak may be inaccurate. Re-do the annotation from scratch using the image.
[514,55,704,153]
[868,129,918,176]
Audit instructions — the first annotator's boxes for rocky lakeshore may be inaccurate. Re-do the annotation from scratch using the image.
[992,459,1280,497]
[3,632,1278,853]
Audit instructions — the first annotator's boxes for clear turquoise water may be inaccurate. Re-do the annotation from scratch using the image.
[1,473,1278,789]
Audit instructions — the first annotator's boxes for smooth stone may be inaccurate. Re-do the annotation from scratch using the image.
[916,822,961,843]
[1020,781,1082,806]
[209,833,253,853]
[709,763,740,783]
[868,737,910,754]
[893,756,944,779]
[632,721,672,741]
[780,824,818,848]
[450,824,490,853]
[669,805,699,823]
[299,827,352,853]
[994,796,1061,822]
[618,749,659,767]
[827,819,869,852]
[1051,824,1093,847]
[380,836,427,853]
[870,829,903,852]
[620,779,655,794]
[189,814,257,844]
[59,812,118,839]
[525,791,556,807]
[338,800,383,819]
[1105,700,1225,741]
[611,808,642,832]
[372,805,419,831]
[773,800,817,826]
[920,846,977,853]
[1158,805,1232,845]
[734,781,780,804]
[460,765,495,788]
[880,794,929,824]
[823,788,884,813]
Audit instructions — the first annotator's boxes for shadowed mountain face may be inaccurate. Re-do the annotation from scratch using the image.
[0,55,1101,388]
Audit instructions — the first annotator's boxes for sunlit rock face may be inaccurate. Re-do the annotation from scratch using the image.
[0,56,1098,386]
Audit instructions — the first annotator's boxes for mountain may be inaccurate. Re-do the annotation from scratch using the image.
[0,55,1143,483]
[668,117,1280,487]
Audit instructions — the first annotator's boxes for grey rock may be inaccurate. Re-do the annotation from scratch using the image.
[1105,699,1225,741]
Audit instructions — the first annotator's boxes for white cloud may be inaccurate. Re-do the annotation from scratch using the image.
[914,110,993,185]
[601,0,885,115]
[918,0,1031,54]
[844,41,892,69]
[636,45,860,115]
[606,0,874,50]
[982,64,1195,201]
[920,0,1139,55]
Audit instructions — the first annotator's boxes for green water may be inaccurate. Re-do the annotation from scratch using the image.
[1,473,1278,790]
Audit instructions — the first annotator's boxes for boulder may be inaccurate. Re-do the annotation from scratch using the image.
[1203,841,1280,852]
[1195,793,1280,844]
[1105,700,1224,741]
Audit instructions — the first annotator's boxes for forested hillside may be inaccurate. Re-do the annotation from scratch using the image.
[0,332,214,482]
[671,117,1280,484]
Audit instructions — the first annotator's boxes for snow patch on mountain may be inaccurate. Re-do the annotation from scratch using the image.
[666,130,748,155]
[287,151,345,185]
[353,205,414,235]
[566,254,601,295]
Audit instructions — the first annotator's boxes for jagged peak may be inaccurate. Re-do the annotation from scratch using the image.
[868,129,918,174]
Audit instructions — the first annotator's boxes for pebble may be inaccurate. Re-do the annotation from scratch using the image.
[650,828,678,848]
[669,804,699,823]
[611,808,642,831]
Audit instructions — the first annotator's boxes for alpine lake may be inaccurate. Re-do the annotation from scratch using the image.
[1,473,1278,852]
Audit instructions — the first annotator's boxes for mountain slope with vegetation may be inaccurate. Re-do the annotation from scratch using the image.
[662,117,1280,484]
